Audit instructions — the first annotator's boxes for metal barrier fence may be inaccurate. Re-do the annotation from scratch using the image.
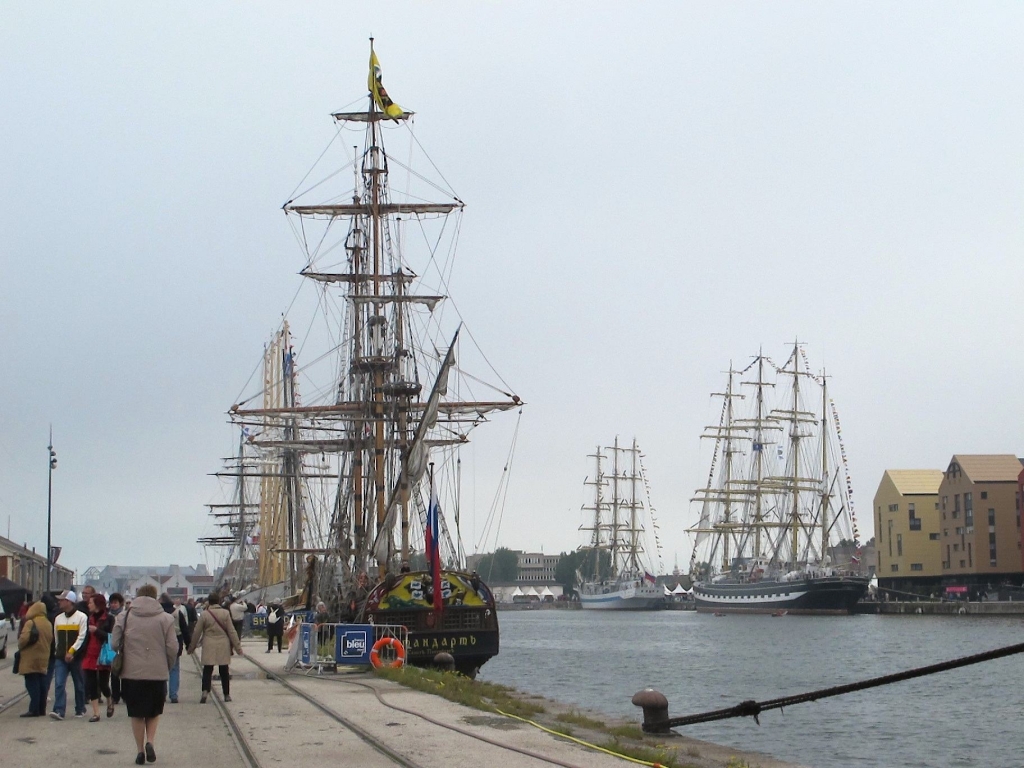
[296,622,409,674]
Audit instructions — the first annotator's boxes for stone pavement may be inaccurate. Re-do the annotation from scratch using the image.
[1,640,803,768]
[0,654,244,767]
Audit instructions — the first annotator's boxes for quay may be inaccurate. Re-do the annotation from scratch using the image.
[0,638,802,768]
[854,600,1024,615]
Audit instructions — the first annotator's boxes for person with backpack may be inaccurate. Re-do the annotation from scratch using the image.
[17,600,53,716]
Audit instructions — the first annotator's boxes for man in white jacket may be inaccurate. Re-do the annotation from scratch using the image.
[50,590,88,720]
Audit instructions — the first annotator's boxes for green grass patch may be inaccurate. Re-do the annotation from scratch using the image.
[601,738,691,768]
[547,722,574,737]
[554,709,607,730]
[606,723,646,741]
[374,664,545,718]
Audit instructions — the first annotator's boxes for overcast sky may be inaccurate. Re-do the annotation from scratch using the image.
[2,4,1022,579]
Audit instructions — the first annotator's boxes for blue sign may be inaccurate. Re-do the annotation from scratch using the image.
[334,624,373,665]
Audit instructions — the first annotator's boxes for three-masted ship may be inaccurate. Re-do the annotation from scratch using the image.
[200,43,521,675]
[687,344,868,615]
[577,438,665,610]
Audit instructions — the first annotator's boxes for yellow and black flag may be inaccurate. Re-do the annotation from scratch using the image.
[368,48,404,120]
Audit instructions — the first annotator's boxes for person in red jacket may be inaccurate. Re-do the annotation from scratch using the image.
[81,593,114,722]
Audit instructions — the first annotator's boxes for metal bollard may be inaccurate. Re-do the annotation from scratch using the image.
[632,688,671,734]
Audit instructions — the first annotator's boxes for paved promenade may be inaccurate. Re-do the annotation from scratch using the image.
[1,639,802,768]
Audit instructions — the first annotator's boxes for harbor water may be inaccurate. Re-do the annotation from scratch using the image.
[481,610,1024,768]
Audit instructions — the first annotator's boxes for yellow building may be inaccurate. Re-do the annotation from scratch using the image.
[938,455,1023,586]
[874,470,943,591]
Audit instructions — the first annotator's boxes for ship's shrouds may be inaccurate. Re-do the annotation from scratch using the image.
[200,43,519,674]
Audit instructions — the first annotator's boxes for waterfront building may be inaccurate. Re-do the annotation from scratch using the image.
[0,534,74,596]
[938,455,1024,592]
[1019,464,1024,571]
[874,470,943,592]
[81,563,214,598]
[516,552,560,583]
[465,551,564,602]
[465,550,560,583]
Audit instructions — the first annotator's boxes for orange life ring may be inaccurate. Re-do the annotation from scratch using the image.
[369,636,406,669]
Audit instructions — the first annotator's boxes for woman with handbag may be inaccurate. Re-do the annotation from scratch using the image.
[17,600,54,717]
[111,584,177,765]
[186,591,243,703]
[82,593,115,722]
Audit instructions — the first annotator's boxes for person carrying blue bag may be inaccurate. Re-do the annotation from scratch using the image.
[81,593,115,722]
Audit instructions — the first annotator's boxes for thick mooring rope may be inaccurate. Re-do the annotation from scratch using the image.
[655,641,1024,730]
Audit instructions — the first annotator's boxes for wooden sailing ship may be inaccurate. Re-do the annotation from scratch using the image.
[200,42,521,674]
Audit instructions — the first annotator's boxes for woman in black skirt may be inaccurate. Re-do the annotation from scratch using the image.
[111,584,177,765]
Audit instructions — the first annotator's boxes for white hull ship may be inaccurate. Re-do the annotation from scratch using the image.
[578,438,666,611]
[578,577,666,610]
[200,43,522,674]
[688,344,869,615]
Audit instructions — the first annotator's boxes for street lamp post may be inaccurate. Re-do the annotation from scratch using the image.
[46,430,57,593]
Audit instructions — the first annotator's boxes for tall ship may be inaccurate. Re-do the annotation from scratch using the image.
[577,438,666,610]
[199,42,522,675]
[687,343,869,615]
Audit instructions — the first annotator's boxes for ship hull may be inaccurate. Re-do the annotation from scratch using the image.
[693,576,869,615]
[364,570,500,676]
[579,582,666,611]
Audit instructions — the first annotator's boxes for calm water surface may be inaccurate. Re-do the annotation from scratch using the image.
[480,610,1024,768]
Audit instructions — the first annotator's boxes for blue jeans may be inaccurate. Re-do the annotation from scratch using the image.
[168,655,180,700]
[24,672,46,715]
[53,657,85,716]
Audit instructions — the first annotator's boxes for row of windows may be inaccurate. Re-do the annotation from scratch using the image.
[891,564,925,572]
[713,592,792,599]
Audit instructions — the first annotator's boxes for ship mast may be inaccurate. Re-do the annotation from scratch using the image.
[688,367,749,571]
[610,436,620,577]
[628,438,641,573]
[752,354,767,559]
[820,370,830,566]
[214,43,522,601]
[580,447,607,581]
[789,344,801,570]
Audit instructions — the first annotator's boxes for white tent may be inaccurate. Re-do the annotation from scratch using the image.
[671,583,687,595]
[522,586,538,596]
[663,585,673,596]
[510,586,524,597]
[539,586,555,597]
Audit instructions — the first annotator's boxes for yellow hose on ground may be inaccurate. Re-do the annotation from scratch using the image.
[494,707,667,768]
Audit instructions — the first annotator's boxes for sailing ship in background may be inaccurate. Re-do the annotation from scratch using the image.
[577,438,666,610]
[199,42,522,675]
[687,343,869,614]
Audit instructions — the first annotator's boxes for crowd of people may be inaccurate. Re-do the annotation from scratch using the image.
[11,586,275,765]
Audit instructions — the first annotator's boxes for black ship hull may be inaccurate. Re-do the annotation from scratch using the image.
[364,569,499,676]
[694,575,869,615]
